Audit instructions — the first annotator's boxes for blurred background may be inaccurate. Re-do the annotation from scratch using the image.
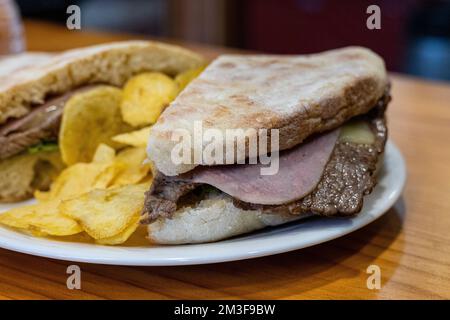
[1,0,450,81]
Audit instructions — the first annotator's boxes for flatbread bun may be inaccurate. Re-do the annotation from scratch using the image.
[147,192,310,244]
[0,53,54,80]
[0,41,204,124]
[0,151,62,202]
[148,46,388,176]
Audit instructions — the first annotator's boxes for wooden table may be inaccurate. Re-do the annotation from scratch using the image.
[1,20,450,300]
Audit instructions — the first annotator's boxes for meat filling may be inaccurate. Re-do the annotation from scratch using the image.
[0,86,97,160]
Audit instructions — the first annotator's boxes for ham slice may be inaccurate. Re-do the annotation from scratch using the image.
[189,129,340,205]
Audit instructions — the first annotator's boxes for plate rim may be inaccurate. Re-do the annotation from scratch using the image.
[0,140,406,266]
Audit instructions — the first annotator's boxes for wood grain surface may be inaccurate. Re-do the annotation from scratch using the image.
[0,20,449,300]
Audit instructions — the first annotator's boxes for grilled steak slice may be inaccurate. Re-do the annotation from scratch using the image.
[0,86,96,160]
[142,173,199,223]
[142,92,389,223]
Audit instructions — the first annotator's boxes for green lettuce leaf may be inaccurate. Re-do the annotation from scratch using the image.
[28,141,59,154]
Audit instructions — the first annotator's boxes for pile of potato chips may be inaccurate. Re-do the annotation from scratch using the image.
[0,67,204,245]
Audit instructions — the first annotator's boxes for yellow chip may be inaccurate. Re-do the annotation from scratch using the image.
[0,200,82,236]
[175,66,206,92]
[46,162,116,201]
[59,184,148,239]
[95,215,140,245]
[94,162,126,188]
[93,144,116,163]
[34,190,51,202]
[120,73,178,127]
[37,146,126,203]
[111,147,151,187]
[139,175,154,186]
[59,86,130,165]
[111,126,151,148]
[116,147,148,165]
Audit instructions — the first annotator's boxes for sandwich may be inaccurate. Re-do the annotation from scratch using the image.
[0,44,390,246]
[0,41,204,202]
[143,47,390,244]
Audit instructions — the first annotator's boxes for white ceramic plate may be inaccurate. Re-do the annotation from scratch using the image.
[0,141,406,266]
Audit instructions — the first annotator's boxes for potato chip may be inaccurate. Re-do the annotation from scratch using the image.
[93,144,116,163]
[111,148,151,187]
[116,147,147,166]
[94,162,126,187]
[59,86,130,165]
[95,215,140,245]
[139,175,154,186]
[51,232,94,244]
[0,206,31,230]
[0,200,82,236]
[120,73,178,127]
[34,190,51,202]
[111,127,151,148]
[59,184,148,239]
[175,66,206,92]
[46,162,116,201]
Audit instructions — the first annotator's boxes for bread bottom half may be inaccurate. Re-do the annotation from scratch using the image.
[0,151,63,203]
[147,192,311,244]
